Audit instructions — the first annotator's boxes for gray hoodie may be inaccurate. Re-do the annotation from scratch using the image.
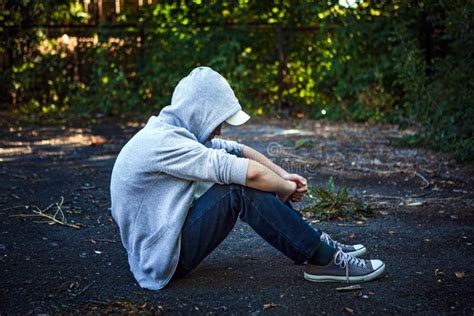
[110,67,249,290]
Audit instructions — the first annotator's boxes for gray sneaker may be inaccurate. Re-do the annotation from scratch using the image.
[304,249,385,283]
[320,232,367,257]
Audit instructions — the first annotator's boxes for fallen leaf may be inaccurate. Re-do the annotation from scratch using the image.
[342,307,354,314]
[434,269,445,277]
[263,303,282,310]
[454,271,466,279]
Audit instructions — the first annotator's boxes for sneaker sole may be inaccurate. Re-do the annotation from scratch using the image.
[346,246,367,258]
[303,263,385,283]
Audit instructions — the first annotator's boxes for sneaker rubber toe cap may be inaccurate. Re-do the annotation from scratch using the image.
[353,244,365,251]
[347,244,367,257]
[370,259,385,271]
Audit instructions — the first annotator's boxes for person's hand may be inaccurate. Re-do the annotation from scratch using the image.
[277,180,297,202]
[284,173,308,202]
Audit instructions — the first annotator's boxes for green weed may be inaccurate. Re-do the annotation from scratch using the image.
[294,139,318,150]
[300,177,372,220]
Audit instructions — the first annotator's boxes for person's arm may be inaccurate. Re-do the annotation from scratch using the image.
[151,136,249,186]
[242,145,308,202]
[246,160,297,202]
[242,145,289,178]
[209,138,245,157]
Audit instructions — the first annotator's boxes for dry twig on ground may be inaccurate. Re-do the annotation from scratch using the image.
[9,196,83,229]
[414,171,430,189]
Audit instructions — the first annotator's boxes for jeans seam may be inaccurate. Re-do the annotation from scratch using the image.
[242,190,315,259]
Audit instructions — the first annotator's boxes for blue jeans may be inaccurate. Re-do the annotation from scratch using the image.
[171,184,324,279]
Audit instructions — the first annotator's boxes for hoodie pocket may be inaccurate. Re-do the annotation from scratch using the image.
[142,225,169,250]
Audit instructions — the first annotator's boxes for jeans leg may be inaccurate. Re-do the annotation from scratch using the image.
[172,183,324,279]
[237,186,323,264]
[172,184,242,279]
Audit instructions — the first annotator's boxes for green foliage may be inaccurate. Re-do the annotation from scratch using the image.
[294,138,317,150]
[390,133,425,148]
[300,177,372,220]
[390,0,474,161]
[1,0,472,160]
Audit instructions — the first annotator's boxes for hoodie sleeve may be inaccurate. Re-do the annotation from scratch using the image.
[152,138,249,185]
[210,138,245,157]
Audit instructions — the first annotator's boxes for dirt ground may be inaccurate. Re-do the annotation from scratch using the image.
[1,115,473,314]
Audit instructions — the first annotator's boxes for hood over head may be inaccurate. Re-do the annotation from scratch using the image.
[157,67,242,143]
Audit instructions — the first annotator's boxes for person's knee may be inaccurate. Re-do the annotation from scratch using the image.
[209,183,242,196]
[228,183,244,192]
[241,185,277,201]
[223,184,279,208]
[241,189,299,215]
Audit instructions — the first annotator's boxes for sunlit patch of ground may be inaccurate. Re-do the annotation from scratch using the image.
[0,128,108,159]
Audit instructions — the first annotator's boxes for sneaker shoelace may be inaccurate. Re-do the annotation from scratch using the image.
[333,250,367,283]
[320,232,344,249]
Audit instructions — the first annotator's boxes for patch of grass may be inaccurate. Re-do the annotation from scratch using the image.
[300,177,372,220]
[294,138,318,149]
